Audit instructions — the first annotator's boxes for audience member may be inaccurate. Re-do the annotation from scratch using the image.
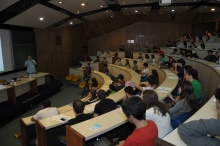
[157,54,166,66]
[85,63,91,75]
[143,90,172,138]
[93,90,116,117]
[113,78,124,92]
[83,89,99,105]
[167,81,197,117]
[118,74,125,87]
[140,63,149,82]
[170,49,178,55]
[185,68,203,103]
[152,69,159,86]
[157,47,164,55]
[122,86,135,102]
[131,60,138,71]
[151,55,156,63]
[137,53,143,60]
[203,50,217,62]
[144,54,152,63]
[117,58,123,66]
[101,51,107,57]
[91,77,98,90]
[125,60,131,68]
[106,84,116,97]
[31,100,59,121]
[101,57,108,65]
[117,97,158,146]
[187,50,199,58]
[178,88,220,146]
[94,56,100,62]
[173,58,186,81]
[183,65,193,80]
[86,56,93,62]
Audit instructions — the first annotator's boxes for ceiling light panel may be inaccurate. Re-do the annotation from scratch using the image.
[83,10,114,21]
[4,4,69,29]
[158,6,192,14]
[192,5,220,13]
[118,0,154,5]
[0,0,19,11]
[122,7,151,15]
[56,18,84,28]
[49,0,108,14]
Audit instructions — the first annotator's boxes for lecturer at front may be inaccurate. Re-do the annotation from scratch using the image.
[24,55,37,74]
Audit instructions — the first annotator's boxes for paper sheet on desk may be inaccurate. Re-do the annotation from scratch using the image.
[157,90,169,93]
[157,87,172,91]
[89,124,102,131]
[85,102,97,113]
[51,114,71,123]
[166,73,175,75]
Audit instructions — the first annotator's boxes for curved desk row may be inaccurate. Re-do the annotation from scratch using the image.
[65,65,178,146]
[162,57,220,145]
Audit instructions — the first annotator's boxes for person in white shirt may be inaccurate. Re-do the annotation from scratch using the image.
[143,90,172,138]
[31,100,60,121]
[140,63,149,82]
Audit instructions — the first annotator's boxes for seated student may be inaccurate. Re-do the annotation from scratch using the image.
[125,59,131,68]
[157,54,166,66]
[173,58,186,81]
[157,47,164,55]
[83,89,99,105]
[167,81,197,117]
[165,56,174,68]
[68,99,92,125]
[86,56,93,62]
[137,53,143,60]
[131,60,138,71]
[101,57,108,65]
[115,58,123,66]
[31,100,60,121]
[101,51,107,57]
[170,49,178,55]
[85,63,91,75]
[178,88,220,146]
[94,56,100,62]
[144,54,152,63]
[185,68,203,103]
[118,74,125,87]
[215,49,220,64]
[134,75,157,97]
[152,69,159,86]
[106,84,116,97]
[91,78,98,90]
[93,90,116,117]
[183,65,193,80]
[151,54,156,64]
[187,50,199,58]
[143,90,172,138]
[140,63,149,82]
[203,50,217,62]
[122,86,135,102]
[113,78,124,92]
[117,97,158,146]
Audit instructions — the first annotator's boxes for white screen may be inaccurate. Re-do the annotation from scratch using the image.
[0,29,14,72]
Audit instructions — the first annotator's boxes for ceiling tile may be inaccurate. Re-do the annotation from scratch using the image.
[49,0,108,14]
[0,0,20,12]
[4,4,69,29]
[158,6,192,14]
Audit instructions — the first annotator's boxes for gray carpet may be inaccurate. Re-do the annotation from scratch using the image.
[0,81,84,146]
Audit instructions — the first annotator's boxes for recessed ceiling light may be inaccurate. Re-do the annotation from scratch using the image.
[111,16,113,17]
[144,13,146,14]
[106,11,108,13]
[59,1,62,4]
[172,9,175,12]
[146,1,148,2]
[77,11,80,14]
[211,8,215,11]
[135,10,138,13]
[145,7,147,8]
[70,22,73,25]
[81,3,85,6]
[39,17,44,21]
[100,5,103,8]
[161,13,163,14]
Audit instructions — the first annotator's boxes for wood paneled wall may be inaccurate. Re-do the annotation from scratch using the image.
[35,25,88,79]
[88,21,192,55]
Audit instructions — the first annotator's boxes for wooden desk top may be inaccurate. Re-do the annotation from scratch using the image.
[0,85,13,91]
[71,108,126,141]
[12,78,36,86]
[163,96,217,146]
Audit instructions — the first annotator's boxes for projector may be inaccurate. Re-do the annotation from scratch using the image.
[159,0,172,6]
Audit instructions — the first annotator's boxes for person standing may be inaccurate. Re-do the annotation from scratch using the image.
[24,55,37,74]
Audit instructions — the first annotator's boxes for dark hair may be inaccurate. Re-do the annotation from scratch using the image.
[143,63,148,67]
[177,59,186,66]
[187,50,192,54]
[187,68,199,80]
[147,75,157,86]
[118,74,124,80]
[118,58,121,61]
[179,81,197,112]
[43,100,51,108]
[214,88,220,100]
[109,84,115,91]
[124,86,134,95]
[145,54,149,59]
[152,69,159,85]
[122,96,146,120]
[87,63,90,66]
[174,49,177,52]
[73,99,85,113]
[126,60,130,65]
[97,56,100,59]
[143,90,169,117]
[97,89,106,100]
[184,65,193,74]
[160,54,164,58]
[113,78,119,83]
[208,50,213,54]
[133,60,137,64]
[151,55,155,59]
